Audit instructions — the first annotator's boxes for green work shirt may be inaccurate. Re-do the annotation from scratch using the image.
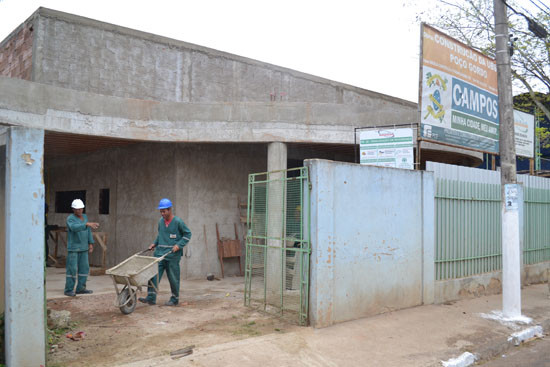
[153,216,192,260]
[66,214,94,252]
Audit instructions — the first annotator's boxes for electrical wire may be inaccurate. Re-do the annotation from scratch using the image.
[502,0,549,38]
[533,0,550,13]
[503,0,529,17]
[527,0,550,18]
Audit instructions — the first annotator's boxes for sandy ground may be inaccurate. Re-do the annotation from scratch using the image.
[47,274,297,367]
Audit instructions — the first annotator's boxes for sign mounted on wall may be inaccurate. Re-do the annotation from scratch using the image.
[360,128,414,170]
[513,109,535,159]
[419,24,499,154]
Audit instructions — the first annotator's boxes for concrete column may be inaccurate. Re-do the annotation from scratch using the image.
[306,159,335,328]
[267,142,287,172]
[0,131,5,315]
[4,127,45,366]
[421,171,435,305]
[266,143,287,301]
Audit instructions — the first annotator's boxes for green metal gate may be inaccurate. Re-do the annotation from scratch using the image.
[244,167,310,325]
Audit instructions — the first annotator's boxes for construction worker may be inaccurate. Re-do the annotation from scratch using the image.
[64,199,99,297]
[139,198,192,306]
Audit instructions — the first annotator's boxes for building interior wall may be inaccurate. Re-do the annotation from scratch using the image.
[46,142,267,279]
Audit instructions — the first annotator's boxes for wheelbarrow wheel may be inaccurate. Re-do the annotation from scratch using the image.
[118,287,137,315]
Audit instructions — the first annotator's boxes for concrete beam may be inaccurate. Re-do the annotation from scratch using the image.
[0,77,416,145]
[4,127,45,366]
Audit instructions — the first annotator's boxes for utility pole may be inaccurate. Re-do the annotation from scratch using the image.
[494,0,521,318]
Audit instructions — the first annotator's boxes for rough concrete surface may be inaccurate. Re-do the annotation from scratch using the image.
[31,8,416,107]
[45,142,266,277]
[46,262,550,367]
[480,337,550,366]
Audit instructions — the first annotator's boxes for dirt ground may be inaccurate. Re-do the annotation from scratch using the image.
[47,278,298,367]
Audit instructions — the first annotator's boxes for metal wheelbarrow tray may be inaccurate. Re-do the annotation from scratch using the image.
[106,250,168,314]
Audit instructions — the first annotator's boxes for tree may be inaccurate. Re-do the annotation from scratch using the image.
[419,0,550,124]
[514,92,550,150]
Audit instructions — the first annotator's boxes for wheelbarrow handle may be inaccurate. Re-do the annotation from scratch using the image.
[137,248,175,259]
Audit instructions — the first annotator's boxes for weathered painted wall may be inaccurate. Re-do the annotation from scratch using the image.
[0,17,34,80]
[47,142,266,278]
[0,141,5,313]
[32,8,416,113]
[4,127,45,366]
[307,159,434,328]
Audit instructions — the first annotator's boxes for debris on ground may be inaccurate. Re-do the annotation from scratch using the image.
[48,309,71,329]
[66,331,86,341]
[170,345,194,359]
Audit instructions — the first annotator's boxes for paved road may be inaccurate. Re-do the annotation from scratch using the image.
[481,337,550,366]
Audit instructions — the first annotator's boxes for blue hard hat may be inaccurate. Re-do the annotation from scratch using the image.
[157,198,173,209]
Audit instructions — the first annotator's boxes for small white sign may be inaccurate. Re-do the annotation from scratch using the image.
[504,184,519,211]
[514,110,535,158]
[360,128,414,170]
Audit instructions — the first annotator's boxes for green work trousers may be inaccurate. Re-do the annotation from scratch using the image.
[64,251,90,293]
[145,258,181,304]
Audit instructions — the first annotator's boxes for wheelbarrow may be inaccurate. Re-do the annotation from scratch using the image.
[105,249,169,314]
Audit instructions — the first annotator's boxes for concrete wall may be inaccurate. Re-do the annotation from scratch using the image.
[434,261,550,303]
[0,140,5,314]
[0,15,34,80]
[32,8,416,112]
[0,76,415,146]
[46,142,266,278]
[307,159,434,328]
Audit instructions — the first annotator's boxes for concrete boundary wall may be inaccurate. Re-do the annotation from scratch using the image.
[435,261,550,303]
[307,159,434,328]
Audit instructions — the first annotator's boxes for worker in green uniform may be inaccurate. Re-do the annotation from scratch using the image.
[64,199,99,297]
[139,198,192,306]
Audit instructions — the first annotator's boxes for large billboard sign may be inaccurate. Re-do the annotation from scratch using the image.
[420,24,499,154]
[514,109,535,158]
[360,128,414,170]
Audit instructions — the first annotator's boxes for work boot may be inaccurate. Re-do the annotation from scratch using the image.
[64,291,76,297]
[138,297,155,305]
[76,289,93,294]
[164,300,178,306]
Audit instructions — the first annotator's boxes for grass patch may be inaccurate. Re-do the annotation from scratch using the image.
[231,320,261,336]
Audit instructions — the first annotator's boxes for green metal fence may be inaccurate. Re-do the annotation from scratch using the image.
[435,178,502,280]
[523,186,550,265]
[431,160,550,281]
[244,167,310,325]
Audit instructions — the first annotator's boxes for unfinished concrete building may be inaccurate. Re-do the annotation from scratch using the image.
[0,7,484,365]
[1,7,486,285]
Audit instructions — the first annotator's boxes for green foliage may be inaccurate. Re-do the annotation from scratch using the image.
[536,126,550,149]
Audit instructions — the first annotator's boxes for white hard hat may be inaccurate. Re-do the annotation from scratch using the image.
[71,199,85,209]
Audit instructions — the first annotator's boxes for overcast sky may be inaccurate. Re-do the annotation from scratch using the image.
[0,0,439,102]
